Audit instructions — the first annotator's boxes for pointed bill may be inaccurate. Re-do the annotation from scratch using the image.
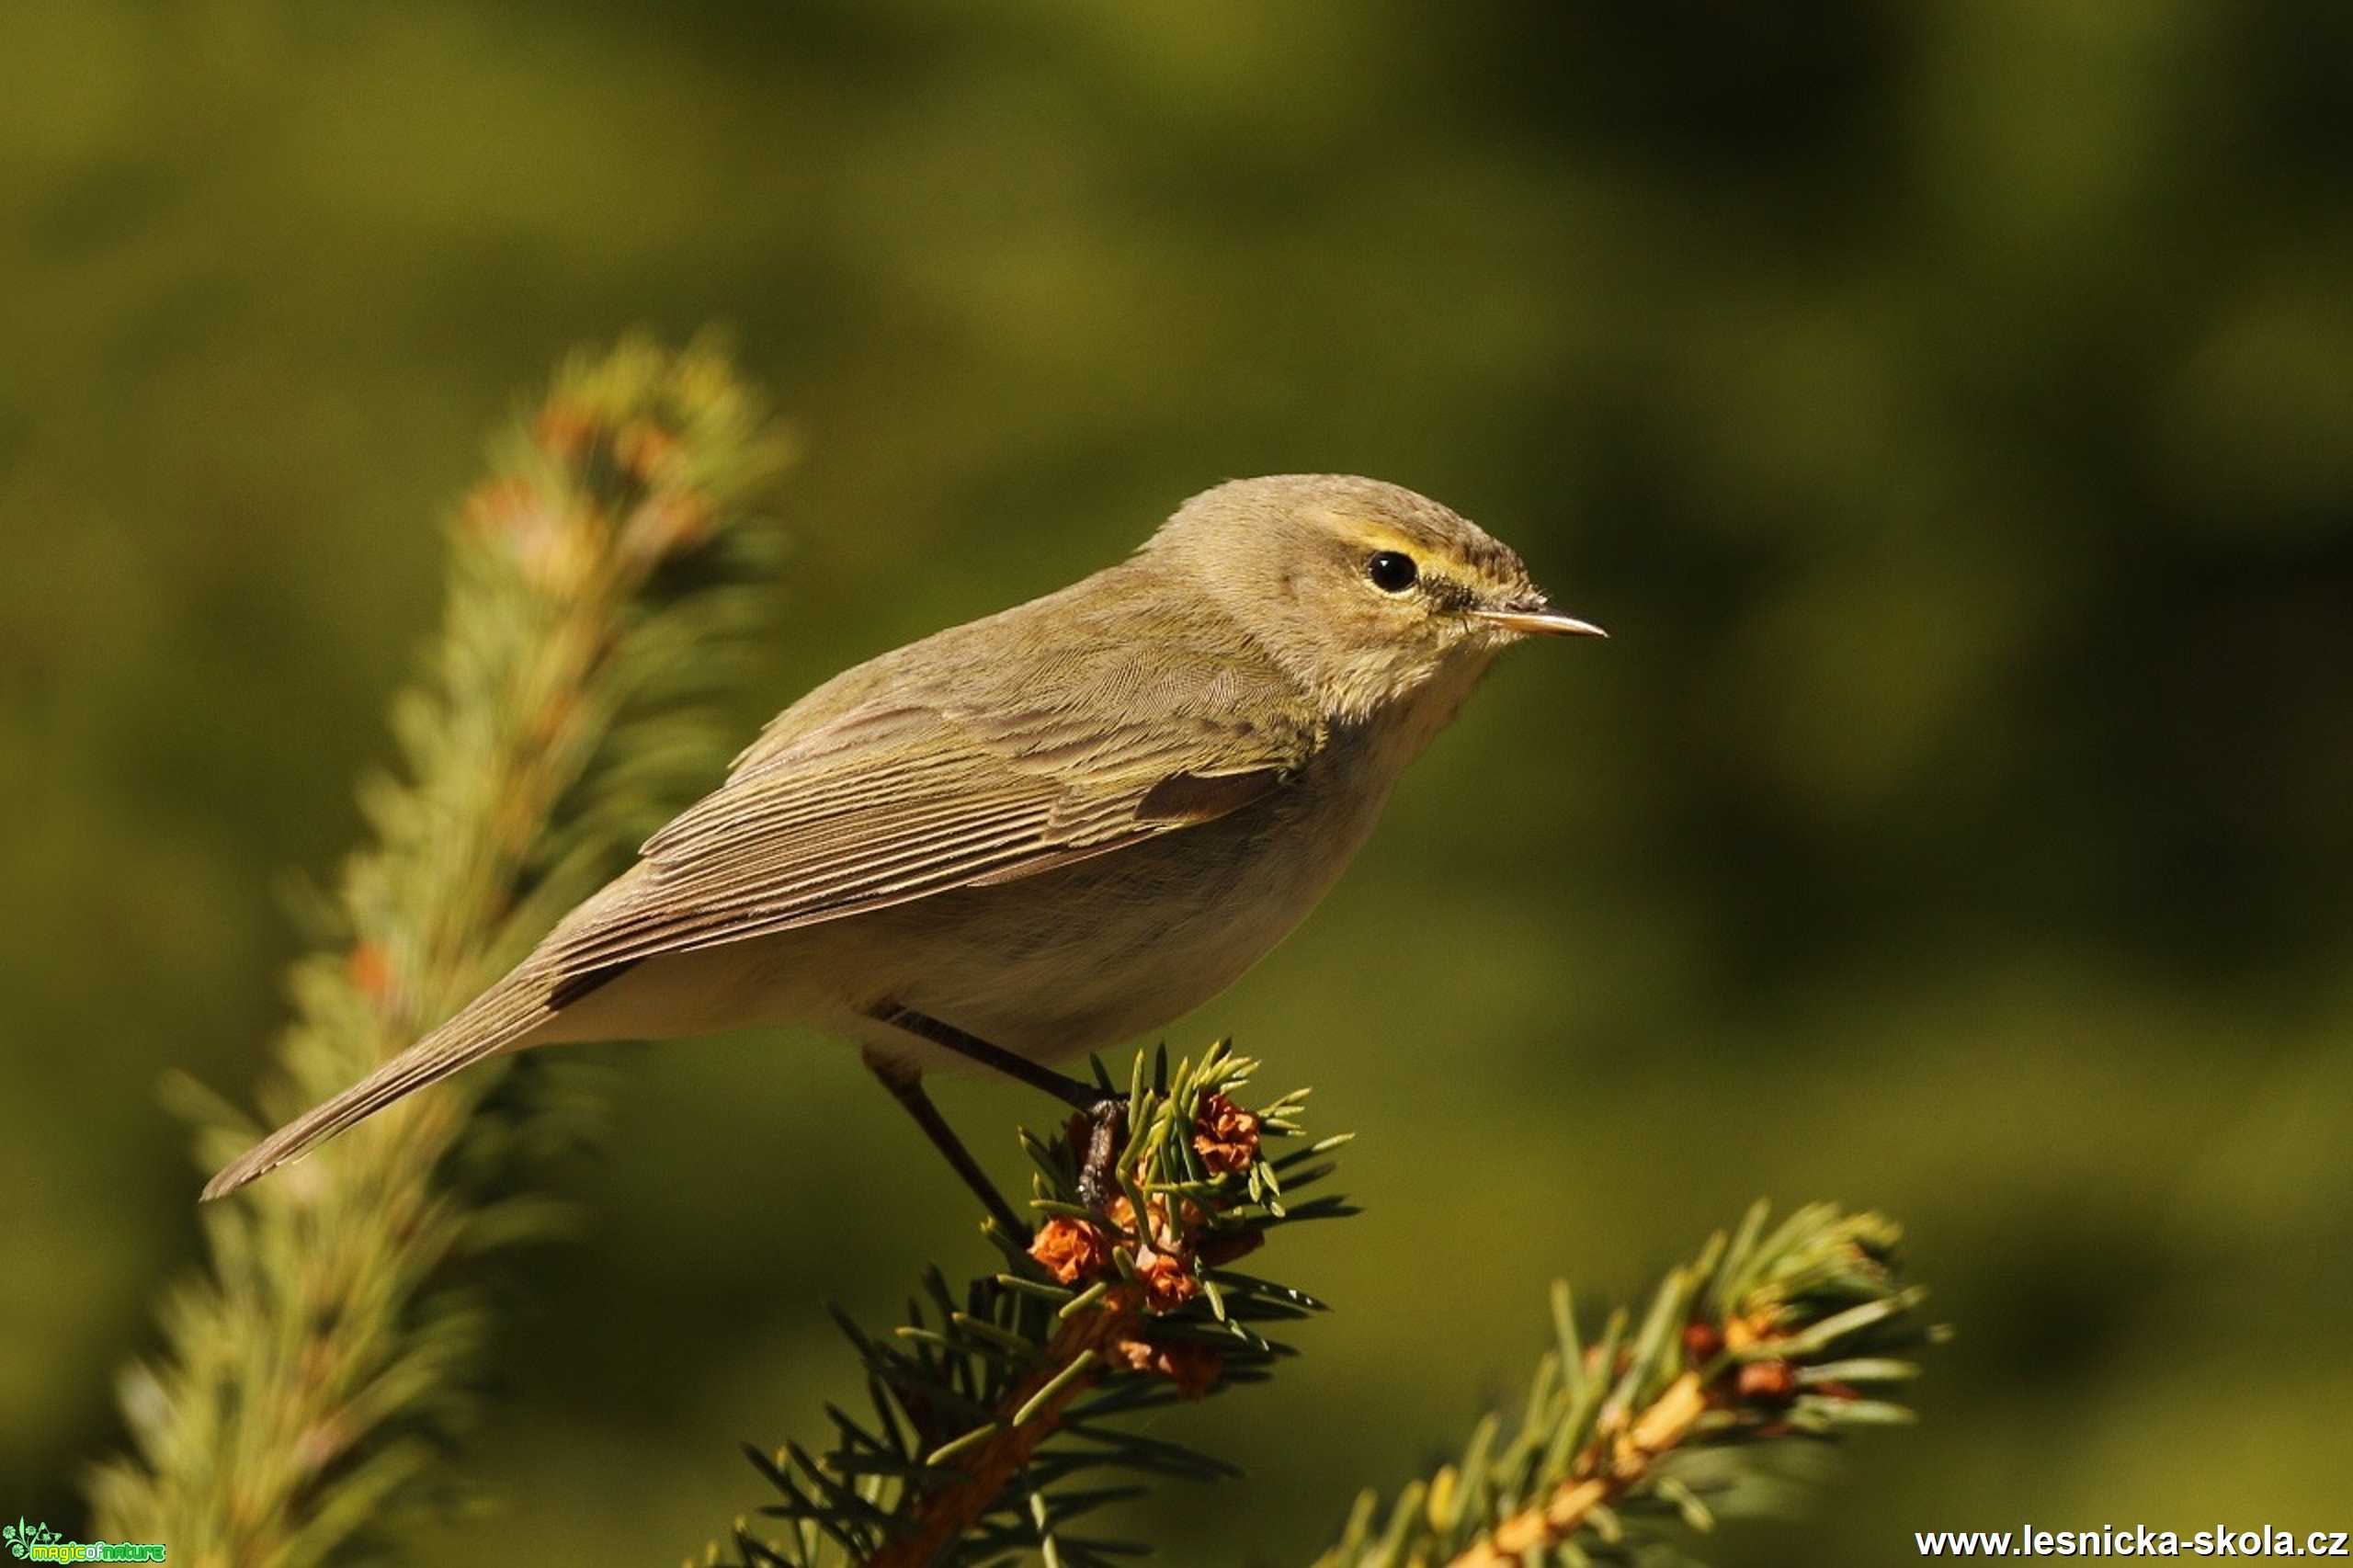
[1472,605,1608,638]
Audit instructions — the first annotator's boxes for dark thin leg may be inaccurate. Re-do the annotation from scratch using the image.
[865,1051,1030,1242]
[868,1004,1101,1110]
[869,1004,1129,1208]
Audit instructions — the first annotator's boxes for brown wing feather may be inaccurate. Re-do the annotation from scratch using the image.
[538,696,1311,974]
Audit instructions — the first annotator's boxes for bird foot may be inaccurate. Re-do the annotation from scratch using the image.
[1074,1096,1130,1210]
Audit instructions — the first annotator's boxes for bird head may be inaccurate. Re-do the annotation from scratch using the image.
[1145,474,1603,721]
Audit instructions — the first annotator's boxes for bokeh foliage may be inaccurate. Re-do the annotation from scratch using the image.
[5,2,2348,1563]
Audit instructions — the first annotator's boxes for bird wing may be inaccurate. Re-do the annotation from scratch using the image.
[537,689,1319,976]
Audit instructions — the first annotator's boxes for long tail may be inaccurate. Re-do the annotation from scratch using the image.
[199,963,560,1202]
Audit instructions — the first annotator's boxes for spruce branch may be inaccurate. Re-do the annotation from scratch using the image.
[708,1042,1357,1568]
[89,335,794,1564]
[1313,1202,1942,1568]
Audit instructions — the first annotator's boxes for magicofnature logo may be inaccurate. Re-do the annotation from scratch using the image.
[3,1519,165,1562]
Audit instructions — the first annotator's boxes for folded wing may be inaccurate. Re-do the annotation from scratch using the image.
[539,695,1316,975]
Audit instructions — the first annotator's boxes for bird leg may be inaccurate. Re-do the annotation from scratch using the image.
[868,1005,1130,1210]
[863,1049,1030,1243]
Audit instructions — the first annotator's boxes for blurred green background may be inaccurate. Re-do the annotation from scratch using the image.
[6,0,2351,1561]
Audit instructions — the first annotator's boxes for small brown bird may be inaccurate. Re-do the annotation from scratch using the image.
[204,474,1602,1221]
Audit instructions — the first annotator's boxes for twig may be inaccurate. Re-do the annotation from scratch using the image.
[1314,1203,1938,1568]
[714,1046,1350,1568]
[90,337,791,1566]
[867,1285,1143,1568]
[1449,1370,1707,1565]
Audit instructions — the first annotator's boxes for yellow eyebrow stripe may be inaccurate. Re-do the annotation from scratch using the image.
[1314,512,1515,599]
[1315,515,1428,559]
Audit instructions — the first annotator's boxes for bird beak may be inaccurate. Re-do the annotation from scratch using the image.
[1472,603,1608,639]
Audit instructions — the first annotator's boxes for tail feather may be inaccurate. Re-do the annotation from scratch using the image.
[199,966,558,1202]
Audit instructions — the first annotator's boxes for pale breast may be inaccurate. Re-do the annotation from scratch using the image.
[815,722,1396,1064]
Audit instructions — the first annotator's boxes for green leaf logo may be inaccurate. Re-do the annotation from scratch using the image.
[5,1518,63,1557]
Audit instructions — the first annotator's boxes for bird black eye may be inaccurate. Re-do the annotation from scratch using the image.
[1366,551,1418,593]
